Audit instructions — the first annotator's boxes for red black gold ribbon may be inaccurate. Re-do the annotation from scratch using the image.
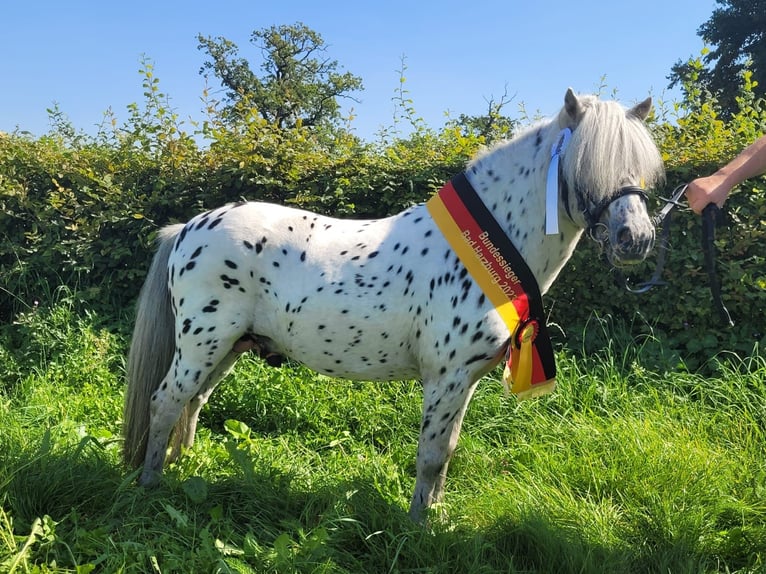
[427,173,556,399]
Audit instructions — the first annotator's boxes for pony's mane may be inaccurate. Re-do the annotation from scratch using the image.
[560,95,665,202]
[467,94,664,206]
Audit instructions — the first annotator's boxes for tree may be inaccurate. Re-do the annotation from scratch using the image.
[448,89,518,144]
[198,23,363,130]
[669,0,766,116]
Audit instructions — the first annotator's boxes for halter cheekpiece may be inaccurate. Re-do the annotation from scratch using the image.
[567,184,650,233]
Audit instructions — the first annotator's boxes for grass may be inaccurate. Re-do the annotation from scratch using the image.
[0,300,765,573]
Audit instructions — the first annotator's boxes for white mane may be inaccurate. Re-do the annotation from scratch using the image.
[558,94,665,204]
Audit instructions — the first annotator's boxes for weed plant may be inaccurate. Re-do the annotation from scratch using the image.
[1,299,764,573]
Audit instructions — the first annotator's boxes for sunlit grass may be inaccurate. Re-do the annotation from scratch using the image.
[1,301,765,573]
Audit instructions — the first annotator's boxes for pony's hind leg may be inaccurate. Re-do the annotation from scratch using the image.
[139,332,243,486]
[167,350,239,463]
[409,374,480,522]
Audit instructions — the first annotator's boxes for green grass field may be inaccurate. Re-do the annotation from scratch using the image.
[1,300,765,573]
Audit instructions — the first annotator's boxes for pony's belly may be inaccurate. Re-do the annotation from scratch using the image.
[264,321,420,381]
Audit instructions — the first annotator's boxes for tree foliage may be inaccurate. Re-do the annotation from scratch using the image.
[197,22,363,130]
[448,88,518,144]
[669,0,766,117]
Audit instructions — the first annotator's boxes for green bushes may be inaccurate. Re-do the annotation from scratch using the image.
[0,102,480,323]
[1,64,764,366]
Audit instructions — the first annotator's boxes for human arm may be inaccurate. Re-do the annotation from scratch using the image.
[685,135,766,214]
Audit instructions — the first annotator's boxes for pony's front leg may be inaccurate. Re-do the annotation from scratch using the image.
[409,375,479,522]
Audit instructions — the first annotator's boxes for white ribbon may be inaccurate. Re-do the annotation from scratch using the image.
[545,128,572,235]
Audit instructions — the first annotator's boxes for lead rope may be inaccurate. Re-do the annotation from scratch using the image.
[702,203,734,327]
[618,184,734,327]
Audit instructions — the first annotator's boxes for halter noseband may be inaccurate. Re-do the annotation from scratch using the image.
[560,175,649,234]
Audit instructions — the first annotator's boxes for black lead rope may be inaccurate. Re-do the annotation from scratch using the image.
[702,203,734,327]
[616,183,734,327]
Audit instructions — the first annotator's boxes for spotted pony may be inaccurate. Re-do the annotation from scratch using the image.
[123,89,664,521]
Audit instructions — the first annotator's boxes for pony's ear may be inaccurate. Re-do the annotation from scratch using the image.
[628,97,652,120]
[564,88,582,122]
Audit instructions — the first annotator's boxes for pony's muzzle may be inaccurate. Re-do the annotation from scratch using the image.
[610,223,655,266]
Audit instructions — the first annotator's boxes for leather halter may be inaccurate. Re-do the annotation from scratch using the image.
[560,175,649,234]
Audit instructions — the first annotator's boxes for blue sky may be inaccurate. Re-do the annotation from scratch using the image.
[2,0,719,141]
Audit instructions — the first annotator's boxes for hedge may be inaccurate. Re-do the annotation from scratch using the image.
[1,72,763,369]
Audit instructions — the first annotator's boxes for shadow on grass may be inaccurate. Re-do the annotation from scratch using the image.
[2,440,757,574]
[2,434,129,529]
[484,511,719,574]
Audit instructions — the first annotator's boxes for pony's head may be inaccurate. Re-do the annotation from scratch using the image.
[557,88,665,266]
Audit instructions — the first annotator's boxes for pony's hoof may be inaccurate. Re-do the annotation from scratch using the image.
[137,470,160,488]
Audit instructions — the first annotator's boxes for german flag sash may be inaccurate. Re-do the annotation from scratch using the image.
[427,173,556,399]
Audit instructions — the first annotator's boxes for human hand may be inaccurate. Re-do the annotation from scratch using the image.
[685,173,731,214]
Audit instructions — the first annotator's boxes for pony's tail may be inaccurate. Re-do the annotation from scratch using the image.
[122,224,184,469]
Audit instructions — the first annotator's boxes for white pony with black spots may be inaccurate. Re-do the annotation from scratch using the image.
[123,89,664,522]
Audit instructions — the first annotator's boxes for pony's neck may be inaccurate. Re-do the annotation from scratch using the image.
[464,121,584,294]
